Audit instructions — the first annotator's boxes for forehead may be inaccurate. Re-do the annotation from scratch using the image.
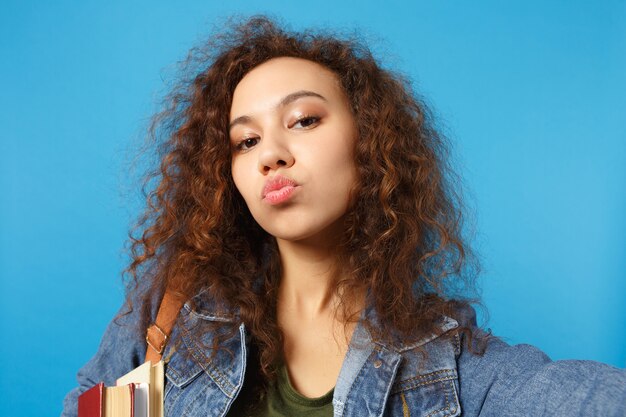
[230,57,344,118]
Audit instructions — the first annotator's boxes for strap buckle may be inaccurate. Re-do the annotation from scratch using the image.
[146,323,168,355]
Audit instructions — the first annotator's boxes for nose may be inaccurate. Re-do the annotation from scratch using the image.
[257,129,295,174]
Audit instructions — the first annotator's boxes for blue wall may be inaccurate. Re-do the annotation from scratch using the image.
[1,1,624,415]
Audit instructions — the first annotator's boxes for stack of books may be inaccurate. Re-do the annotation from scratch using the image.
[77,361,164,417]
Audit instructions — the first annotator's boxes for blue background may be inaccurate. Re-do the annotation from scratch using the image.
[1,1,625,415]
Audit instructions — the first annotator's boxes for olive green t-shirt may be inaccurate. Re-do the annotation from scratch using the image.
[259,365,334,416]
[228,364,334,417]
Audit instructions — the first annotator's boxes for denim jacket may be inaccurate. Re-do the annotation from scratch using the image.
[62,289,626,416]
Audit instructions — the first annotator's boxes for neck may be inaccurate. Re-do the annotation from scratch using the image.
[276,237,340,318]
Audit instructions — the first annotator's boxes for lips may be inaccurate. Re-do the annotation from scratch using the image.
[262,175,298,204]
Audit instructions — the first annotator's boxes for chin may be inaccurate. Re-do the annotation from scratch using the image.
[264,220,347,246]
[266,228,316,243]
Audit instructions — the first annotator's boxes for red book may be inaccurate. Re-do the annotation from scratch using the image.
[78,382,104,417]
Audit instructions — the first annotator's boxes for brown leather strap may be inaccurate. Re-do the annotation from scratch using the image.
[145,290,185,364]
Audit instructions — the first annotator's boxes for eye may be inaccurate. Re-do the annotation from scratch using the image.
[233,137,259,152]
[292,115,320,129]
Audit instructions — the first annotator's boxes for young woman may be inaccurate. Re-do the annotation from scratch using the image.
[62,16,626,417]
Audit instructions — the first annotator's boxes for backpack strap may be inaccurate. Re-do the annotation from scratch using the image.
[145,290,185,363]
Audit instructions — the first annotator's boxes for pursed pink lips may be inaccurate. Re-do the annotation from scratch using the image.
[262,175,299,205]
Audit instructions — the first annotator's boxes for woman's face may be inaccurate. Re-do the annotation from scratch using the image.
[229,57,358,245]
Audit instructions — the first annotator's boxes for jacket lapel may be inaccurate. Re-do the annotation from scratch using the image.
[333,320,403,417]
[333,306,461,417]
[164,297,247,417]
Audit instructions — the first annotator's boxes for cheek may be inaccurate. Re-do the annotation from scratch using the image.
[333,151,358,205]
[320,143,356,184]
[231,163,252,203]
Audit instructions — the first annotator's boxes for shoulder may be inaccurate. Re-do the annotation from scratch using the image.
[456,315,626,416]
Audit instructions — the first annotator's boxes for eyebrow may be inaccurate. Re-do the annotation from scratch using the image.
[229,90,327,131]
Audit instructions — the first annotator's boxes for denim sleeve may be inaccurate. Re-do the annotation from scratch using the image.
[60,290,155,417]
[457,335,626,416]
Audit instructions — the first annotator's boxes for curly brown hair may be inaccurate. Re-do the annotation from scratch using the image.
[124,14,481,387]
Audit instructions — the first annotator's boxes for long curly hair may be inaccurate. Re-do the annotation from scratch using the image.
[124,14,481,387]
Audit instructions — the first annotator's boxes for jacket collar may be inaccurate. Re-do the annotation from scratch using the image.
[184,287,460,352]
[182,287,239,323]
[359,301,460,352]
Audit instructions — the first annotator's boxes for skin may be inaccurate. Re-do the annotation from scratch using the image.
[229,57,360,397]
